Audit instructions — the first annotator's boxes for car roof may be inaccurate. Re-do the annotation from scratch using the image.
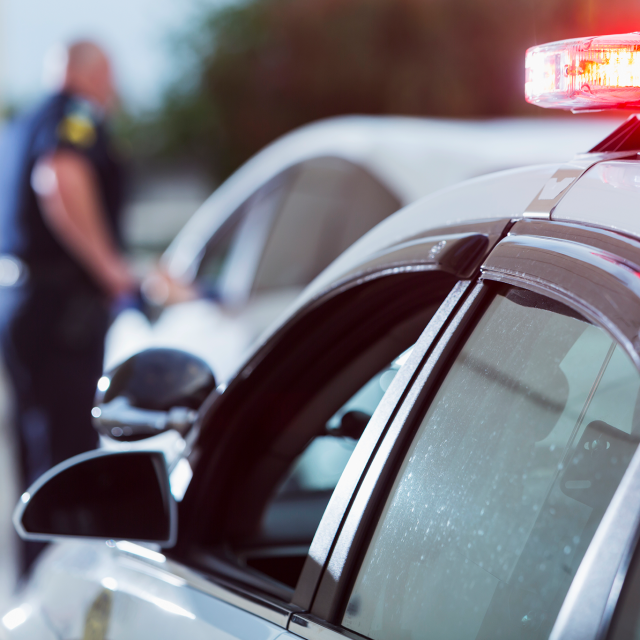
[163,115,621,279]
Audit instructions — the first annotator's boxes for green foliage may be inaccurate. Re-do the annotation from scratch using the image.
[136,0,640,181]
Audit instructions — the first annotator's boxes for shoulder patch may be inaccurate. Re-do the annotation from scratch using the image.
[57,114,97,148]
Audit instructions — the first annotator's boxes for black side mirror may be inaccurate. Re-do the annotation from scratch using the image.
[14,450,176,546]
[93,348,216,441]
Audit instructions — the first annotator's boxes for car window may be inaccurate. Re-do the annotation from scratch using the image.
[196,215,242,295]
[197,171,292,299]
[195,158,400,299]
[194,270,460,599]
[241,348,413,587]
[252,157,401,293]
[343,286,640,640]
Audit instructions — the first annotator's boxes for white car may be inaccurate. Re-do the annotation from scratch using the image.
[106,115,620,382]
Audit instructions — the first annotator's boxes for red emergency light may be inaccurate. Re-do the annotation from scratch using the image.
[525,33,640,111]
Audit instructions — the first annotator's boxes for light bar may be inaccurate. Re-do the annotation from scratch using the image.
[525,33,640,111]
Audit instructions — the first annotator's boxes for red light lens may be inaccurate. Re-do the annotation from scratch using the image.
[525,33,640,111]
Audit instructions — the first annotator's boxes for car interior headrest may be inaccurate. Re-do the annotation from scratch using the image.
[333,410,371,440]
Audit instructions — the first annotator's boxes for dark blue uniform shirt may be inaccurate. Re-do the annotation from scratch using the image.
[0,92,126,516]
[0,91,124,289]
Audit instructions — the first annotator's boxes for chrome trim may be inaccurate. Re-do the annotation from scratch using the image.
[115,540,167,564]
[292,280,472,609]
[13,449,177,548]
[289,614,358,640]
[524,166,588,219]
[120,550,299,628]
[549,441,640,640]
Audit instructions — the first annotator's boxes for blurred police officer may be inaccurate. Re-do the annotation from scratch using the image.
[0,41,135,569]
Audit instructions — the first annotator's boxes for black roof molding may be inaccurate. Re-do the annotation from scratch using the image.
[590,115,640,153]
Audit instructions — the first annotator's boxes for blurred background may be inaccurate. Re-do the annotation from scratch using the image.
[2,0,640,607]
[3,0,640,260]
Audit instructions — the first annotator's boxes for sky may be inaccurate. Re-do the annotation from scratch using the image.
[0,0,227,112]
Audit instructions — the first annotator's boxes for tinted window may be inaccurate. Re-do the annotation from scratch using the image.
[197,172,292,298]
[196,215,242,293]
[252,157,400,292]
[243,349,412,587]
[198,271,457,597]
[343,288,640,640]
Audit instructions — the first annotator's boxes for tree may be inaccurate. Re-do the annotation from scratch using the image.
[141,0,640,181]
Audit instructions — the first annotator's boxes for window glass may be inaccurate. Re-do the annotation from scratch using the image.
[249,349,411,559]
[196,215,242,294]
[250,349,411,540]
[210,270,457,596]
[343,288,640,640]
[197,172,291,299]
[273,347,412,497]
[252,157,400,292]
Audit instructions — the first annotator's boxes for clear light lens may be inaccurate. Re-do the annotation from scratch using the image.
[525,33,640,110]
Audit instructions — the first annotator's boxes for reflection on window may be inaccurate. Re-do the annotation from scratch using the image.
[343,288,640,640]
[256,348,412,546]
[197,172,292,300]
[252,157,400,292]
[275,346,412,499]
[241,347,412,588]
[196,216,242,295]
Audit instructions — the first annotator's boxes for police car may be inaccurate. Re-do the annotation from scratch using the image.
[105,115,618,382]
[7,32,640,640]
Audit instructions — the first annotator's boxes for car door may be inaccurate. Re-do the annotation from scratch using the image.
[287,220,640,640]
[17,221,506,640]
[18,540,290,640]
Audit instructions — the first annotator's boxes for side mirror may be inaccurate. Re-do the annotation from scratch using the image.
[14,450,176,546]
[93,348,216,441]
